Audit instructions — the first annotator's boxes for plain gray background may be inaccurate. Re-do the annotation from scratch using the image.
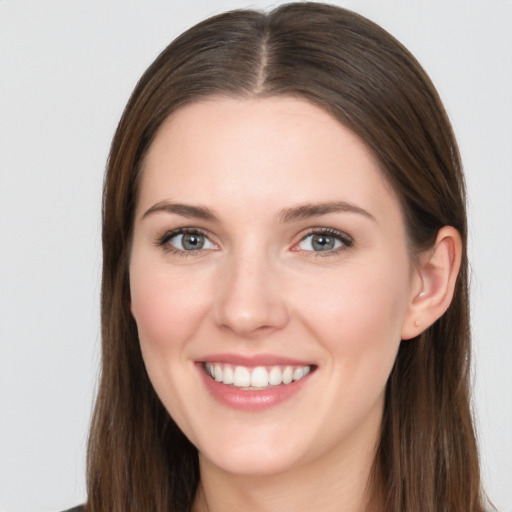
[1,1,511,511]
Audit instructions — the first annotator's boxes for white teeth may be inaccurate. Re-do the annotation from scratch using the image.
[223,365,234,385]
[214,364,223,382]
[282,366,293,384]
[250,367,269,387]
[204,362,312,389]
[292,367,304,381]
[269,366,283,386]
[233,366,251,387]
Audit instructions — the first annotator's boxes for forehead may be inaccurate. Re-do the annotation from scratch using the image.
[138,96,400,222]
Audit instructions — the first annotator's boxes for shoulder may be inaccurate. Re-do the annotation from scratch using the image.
[60,507,84,512]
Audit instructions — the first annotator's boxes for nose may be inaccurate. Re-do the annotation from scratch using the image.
[213,250,290,338]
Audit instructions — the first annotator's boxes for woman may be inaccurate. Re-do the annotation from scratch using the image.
[81,3,489,511]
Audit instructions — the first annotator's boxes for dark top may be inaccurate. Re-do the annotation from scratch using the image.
[61,507,84,512]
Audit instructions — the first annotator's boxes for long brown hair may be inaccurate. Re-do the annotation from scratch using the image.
[86,3,488,511]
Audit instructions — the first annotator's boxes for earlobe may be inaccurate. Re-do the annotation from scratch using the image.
[401,226,462,340]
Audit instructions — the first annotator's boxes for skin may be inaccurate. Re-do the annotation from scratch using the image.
[129,96,458,512]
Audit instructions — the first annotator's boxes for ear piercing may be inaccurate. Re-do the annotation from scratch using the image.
[414,320,420,327]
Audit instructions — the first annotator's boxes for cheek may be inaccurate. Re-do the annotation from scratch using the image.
[128,260,214,431]
[129,261,212,354]
[297,255,410,374]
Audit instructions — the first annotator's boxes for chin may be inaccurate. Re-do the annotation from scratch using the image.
[199,443,304,477]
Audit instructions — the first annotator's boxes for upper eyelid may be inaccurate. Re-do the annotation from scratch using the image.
[160,226,213,239]
[296,227,353,242]
[292,229,354,257]
[157,227,217,247]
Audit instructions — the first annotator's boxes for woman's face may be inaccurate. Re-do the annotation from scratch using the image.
[130,97,420,477]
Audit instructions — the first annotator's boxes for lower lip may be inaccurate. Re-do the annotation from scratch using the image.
[198,365,312,411]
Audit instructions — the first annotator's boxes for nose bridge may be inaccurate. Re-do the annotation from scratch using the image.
[214,242,289,336]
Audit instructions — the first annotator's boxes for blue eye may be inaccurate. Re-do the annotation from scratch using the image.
[161,230,217,252]
[297,231,351,252]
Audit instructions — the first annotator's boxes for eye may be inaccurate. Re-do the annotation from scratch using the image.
[295,229,352,253]
[159,229,217,253]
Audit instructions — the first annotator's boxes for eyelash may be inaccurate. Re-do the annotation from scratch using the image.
[155,227,354,257]
[155,227,216,257]
[295,228,353,257]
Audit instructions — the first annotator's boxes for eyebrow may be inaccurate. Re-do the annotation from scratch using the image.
[279,201,376,223]
[141,200,375,223]
[142,201,219,222]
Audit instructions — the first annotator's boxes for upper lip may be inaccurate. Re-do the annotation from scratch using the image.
[197,353,314,367]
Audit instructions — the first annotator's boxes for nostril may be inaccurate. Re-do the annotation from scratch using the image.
[217,319,277,337]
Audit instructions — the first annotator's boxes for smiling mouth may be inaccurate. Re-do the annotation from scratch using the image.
[203,362,315,390]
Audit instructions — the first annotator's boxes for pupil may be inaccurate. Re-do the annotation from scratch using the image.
[312,235,334,251]
[182,233,204,250]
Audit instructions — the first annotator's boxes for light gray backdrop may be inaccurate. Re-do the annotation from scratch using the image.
[1,1,511,511]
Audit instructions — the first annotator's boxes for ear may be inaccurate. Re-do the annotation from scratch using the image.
[401,226,462,340]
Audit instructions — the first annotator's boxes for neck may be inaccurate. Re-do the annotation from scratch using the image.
[192,427,382,512]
